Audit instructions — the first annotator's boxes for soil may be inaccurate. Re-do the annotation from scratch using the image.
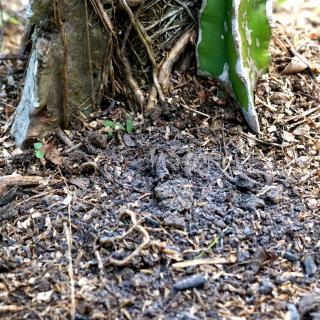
[0,1,319,320]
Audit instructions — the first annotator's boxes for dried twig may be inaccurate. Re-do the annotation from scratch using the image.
[119,0,164,102]
[64,201,76,320]
[172,258,228,269]
[0,305,42,319]
[99,208,150,266]
[0,175,49,196]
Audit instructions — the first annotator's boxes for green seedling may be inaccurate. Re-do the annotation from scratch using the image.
[196,226,230,259]
[34,142,45,159]
[197,0,272,133]
[103,114,134,138]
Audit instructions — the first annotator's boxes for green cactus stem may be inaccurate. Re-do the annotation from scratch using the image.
[197,0,272,133]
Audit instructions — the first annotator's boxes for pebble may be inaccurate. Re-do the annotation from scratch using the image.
[164,215,185,230]
[250,248,267,274]
[265,186,283,204]
[173,274,206,291]
[122,133,136,147]
[234,173,257,191]
[244,226,253,237]
[239,197,265,212]
[287,304,299,320]
[259,278,273,294]
[178,312,200,320]
[214,219,227,229]
[238,250,251,263]
[302,255,317,276]
[154,153,169,179]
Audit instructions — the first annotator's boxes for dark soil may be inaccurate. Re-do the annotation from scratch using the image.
[0,85,319,319]
[1,1,320,319]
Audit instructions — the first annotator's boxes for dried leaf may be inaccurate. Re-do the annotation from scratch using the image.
[281,56,308,75]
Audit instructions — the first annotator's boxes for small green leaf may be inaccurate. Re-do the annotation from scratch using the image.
[114,122,125,131]
[34,142,43,150]
[126,115,134,134]
[107,131,114,139]
[35,150,45,159]
[103,120,115,129]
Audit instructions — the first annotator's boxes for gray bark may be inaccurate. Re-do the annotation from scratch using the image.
[11,0,107,146]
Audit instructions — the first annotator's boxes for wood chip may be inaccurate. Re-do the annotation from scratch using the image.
[172,258,228,269]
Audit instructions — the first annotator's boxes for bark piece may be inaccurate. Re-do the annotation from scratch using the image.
[11,0,107,146]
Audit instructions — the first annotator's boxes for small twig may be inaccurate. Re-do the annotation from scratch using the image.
[99,208,150,266]
[104,0,141,7]
[0,305,25,313]
[0,305,42,319]
[64,201,76,320]
[172,258,228,269]
[284,105,320,123]
[14,191,51,207]
[0,175,49,197]
[226,129,283,148]
[56,128,73,146]
[173,0,196,24]
[64,142,83,154]
[180,104,210,118]
[144,8,184,32]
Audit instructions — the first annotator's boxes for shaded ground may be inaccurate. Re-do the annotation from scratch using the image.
[0,2,319,320]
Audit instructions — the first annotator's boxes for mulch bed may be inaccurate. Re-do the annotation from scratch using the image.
[0,2,319,320]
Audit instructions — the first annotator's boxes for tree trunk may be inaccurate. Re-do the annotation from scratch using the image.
[11,0,197,146]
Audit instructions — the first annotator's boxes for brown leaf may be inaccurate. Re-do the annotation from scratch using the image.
[41,143,63,166]
[281,56,308,75]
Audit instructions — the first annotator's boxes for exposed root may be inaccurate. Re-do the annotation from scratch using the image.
[119,52,145,108]
[89,0,115,35]
[53,0,70,128]
[27,0,196,129]
[98,208,150,266]
[146,29,194,111]
[89,0,116,103]
[146,86,158,111]
[159,29,195,93]
[119,0,165,102]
